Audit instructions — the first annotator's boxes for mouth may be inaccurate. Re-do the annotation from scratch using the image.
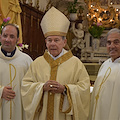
[109,49,117,54]
[50,48,57,51]
[5,43,10,46]
[4,42,11,46]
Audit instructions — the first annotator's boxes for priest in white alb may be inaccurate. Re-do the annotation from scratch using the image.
[0,24,33,120]
[89,28,120,120]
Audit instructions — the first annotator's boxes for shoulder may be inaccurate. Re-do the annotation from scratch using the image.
[18,51,33,62]
[98,58,111,72]
[20,51,31,58]
[29,55,46,70]
[68,55,85,68]
[31,55,44,65]
[34,56,44,62]
[71,55,83,63]
[101,58,111,66]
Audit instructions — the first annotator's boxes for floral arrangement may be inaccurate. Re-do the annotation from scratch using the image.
[88,22,105,38]
[0,16,29,51]
[17,43,29,51]
[0,17,11,33]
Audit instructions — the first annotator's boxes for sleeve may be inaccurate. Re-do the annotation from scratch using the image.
[0,86,4,98]
[21,64,44,120]
[61,61,90,120]
[70,63,90,120]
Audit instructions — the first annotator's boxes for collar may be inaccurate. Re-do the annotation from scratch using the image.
[48,49,64,60]
[114,57,120,63]
[1,47,16,57]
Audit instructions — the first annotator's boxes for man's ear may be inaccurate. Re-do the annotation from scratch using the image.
[63,39,70,50]
[16,38,20,44]
[45,38,47,43]
[63,39,67,47]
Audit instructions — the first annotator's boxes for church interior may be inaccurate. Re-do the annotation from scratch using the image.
[0,0,120,85]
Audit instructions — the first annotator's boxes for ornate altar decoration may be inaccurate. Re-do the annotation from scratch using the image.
[80,0,120,63]
[86,0,120,29]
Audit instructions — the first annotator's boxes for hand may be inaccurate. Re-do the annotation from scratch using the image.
[43,80,65,94]
[1,86,16,101]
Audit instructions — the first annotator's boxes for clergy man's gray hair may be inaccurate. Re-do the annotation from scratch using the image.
[106,28,120,39]
[61,36,66,40]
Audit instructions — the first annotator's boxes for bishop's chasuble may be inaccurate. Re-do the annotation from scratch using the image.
[21,49,90,120]
[0,46,32,120]
[89,58,120,120]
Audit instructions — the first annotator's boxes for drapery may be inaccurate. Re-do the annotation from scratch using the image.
[0,0,22,43]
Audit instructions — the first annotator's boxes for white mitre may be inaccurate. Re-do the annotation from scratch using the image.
[40,7,70,38]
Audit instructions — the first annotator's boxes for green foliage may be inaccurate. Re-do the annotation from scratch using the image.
[88,23,105,38]
[67,0,84,13]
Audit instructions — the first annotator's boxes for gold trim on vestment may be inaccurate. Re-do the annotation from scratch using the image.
[59,85,72,113]
[43,50,73,120]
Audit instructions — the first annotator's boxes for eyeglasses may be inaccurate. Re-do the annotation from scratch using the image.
[106,39,120,46]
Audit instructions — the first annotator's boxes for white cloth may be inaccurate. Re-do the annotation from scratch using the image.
[48,49,64,60]
[89,57,120,120]
[0,46,33,120]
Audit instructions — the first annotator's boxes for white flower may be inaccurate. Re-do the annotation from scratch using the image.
[18,46,23,51]
[17,43,29,51]
[24,44,29,49]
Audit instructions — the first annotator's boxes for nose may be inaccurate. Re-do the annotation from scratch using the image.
[50,40,56,45]
[5,36,10,42]
[110,42,116,48]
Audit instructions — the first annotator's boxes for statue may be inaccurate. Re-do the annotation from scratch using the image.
[71,22,85,51]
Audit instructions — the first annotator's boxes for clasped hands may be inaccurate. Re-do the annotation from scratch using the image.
[43,80,65,94]
[1,86,16,101]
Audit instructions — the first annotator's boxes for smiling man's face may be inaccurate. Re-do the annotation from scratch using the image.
[107,32,120,62]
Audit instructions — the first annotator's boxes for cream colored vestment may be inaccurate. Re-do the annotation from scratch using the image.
[21,49,90,120]
[89,58,120,120]
[0,46,33,120]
